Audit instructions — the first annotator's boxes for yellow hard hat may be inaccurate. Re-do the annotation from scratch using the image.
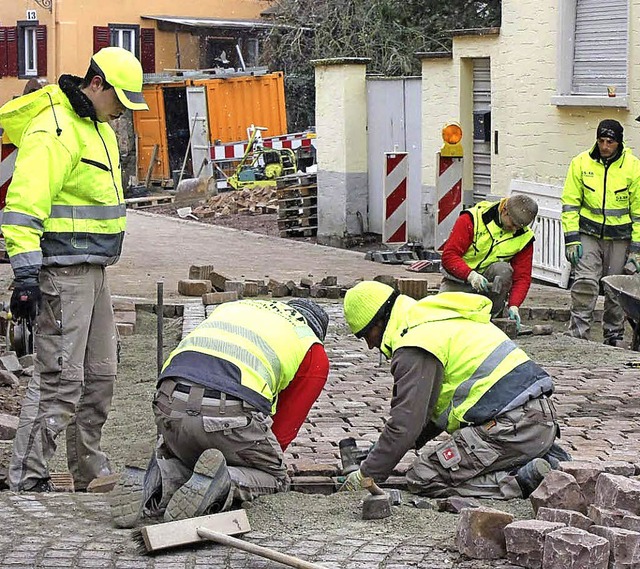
[343,281,397,337]
[91,47,148,111]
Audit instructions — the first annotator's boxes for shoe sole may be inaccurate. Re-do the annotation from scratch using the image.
[164,449,228,522]
[109,466,146,529]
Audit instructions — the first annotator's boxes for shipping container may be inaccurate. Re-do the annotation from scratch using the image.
[133,71,287,185]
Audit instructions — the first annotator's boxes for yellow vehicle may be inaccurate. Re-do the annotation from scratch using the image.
[227,126,297,190]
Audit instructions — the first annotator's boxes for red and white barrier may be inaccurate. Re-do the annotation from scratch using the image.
[210,132,317,161]
[435,154,463,250]
[383,152,408,245]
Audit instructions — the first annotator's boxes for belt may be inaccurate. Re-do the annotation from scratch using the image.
[173,383,243,402]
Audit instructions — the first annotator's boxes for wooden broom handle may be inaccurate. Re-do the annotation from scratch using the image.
[196,527,327,569]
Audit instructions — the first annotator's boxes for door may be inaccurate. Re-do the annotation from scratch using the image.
[472,59,491,203]
[186,86,213,178]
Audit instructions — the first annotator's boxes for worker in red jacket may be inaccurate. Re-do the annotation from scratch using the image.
[439,195,538,328]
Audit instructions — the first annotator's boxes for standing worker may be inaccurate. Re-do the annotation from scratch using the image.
[440,195,538,330]
[562,119,640,345]
[110,298,330,527]
[0,47,148,492]
[340,281,562,499]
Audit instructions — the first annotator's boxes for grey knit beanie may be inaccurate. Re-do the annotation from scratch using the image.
[288,299,329,341]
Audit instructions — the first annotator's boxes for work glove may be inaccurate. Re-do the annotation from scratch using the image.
[507,305,521,332]
[564,243,583,266]
[10,281,41,322]
[338,469,365,492]
[467,270,490,293]
[626,252,640,273]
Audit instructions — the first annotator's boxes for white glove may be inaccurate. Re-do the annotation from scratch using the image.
[338,469,365,492]
[467,270,490,293]
[508,305,521,332]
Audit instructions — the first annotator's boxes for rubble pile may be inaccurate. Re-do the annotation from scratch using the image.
[456,460,640,568]
[191,187,278,218]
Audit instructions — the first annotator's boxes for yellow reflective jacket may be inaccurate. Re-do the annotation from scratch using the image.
[160,300,321,414]
[383,292,554,433]
[561,145,640,250]
[461,201,535,273]
[0,77,126,281]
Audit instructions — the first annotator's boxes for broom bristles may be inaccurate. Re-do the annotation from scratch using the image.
[131,527,151,555]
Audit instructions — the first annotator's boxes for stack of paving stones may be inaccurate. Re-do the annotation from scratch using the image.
[456,461,640,568]
[112,298,137,337]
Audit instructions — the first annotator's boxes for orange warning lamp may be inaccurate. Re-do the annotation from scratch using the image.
[441,122,463,158]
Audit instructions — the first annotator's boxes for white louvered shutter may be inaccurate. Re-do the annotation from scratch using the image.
[572,0,628,96]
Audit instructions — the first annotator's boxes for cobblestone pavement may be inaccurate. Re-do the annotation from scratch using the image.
[0,212,638,568]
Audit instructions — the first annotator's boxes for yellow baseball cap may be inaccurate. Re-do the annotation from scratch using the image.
[91,47,148,111]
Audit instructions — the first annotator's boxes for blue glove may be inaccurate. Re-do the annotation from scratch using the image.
[507,306,521,332]
[338,469,365,492]
[565,243,583,266]
[467,270,490,293]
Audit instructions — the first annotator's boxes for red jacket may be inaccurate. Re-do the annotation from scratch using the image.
[441,213,534,307]
[271,343,329,451]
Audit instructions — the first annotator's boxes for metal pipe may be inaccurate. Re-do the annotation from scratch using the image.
[157,281,164,375]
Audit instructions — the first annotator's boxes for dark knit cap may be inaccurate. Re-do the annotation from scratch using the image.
[288,299,329,341]
[597,119,623,143]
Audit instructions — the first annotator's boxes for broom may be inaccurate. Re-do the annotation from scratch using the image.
[131,509,327,569]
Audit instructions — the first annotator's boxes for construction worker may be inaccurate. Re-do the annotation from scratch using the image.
[0,47,148,492]
[562,119,640,345]
[440,194,538,329]
[110,298,330,528]
[340,281,564,500]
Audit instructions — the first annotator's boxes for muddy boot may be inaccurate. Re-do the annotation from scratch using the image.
[541,443,572,469]
[109,466,147,529]
[163,449,232,522]
[515,458,551,498]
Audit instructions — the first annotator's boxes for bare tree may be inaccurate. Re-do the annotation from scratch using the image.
[261,0,501,130]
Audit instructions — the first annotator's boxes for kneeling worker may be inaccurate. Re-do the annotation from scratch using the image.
[111,298,329,527]
[440,194,538,328]
[340,281,560,499]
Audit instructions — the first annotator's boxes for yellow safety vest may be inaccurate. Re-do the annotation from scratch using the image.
[383,292,553,433]
[461,201,535,273]
[561,145,640,249]
[0,83,126,277]
[161,300,320,414]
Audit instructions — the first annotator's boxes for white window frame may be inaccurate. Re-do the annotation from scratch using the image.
[552,0,629,108]
[23,25,37,77]
[109,25,139,57]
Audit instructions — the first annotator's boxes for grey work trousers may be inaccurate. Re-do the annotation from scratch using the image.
[439,262,513,317]
[405,396,557,499]
[568,234,628,341]
[9,265,117,491]
[152,380,289,505]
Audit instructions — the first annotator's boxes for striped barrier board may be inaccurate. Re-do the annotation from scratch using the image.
[435,154,463,251]
[383,152,408,245]
[210,132,317,161]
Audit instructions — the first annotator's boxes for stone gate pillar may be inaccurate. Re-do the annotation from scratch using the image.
[313,58,370,248]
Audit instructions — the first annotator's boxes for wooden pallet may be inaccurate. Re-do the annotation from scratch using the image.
[280,227,317,237]
[124,195,175,209]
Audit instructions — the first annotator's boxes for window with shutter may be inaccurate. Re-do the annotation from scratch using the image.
[110,24,139,58]
[93,26,110,54]
[571,0,627,96]
[140,28,155,74]
[554,0,629,107]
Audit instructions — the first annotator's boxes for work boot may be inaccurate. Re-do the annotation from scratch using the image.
[603,336,625,348]
[163,449,232,522]
[29,478,55,492]
[109,466,147,528]
[542,443,572,470]
[515,458,551,498]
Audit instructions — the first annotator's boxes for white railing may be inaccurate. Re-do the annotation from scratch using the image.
[509,180,571,289]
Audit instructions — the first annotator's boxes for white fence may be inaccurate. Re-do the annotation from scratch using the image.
[509,180,571,289]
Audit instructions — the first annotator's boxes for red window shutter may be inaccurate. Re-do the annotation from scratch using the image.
[0,28,7,78]
[6,27,18,77]
[93,26,110,54]
[36,25,47,76]
[140,28,155,74]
